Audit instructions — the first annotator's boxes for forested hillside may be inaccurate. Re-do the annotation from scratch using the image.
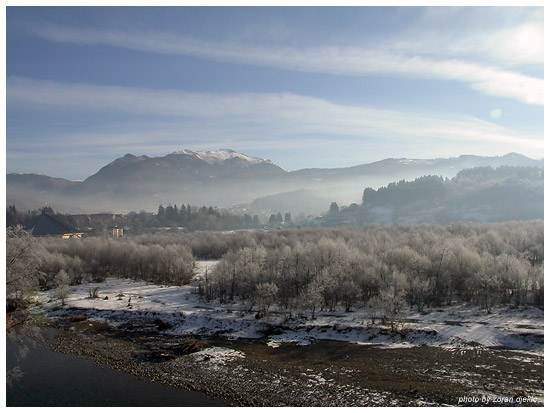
[325,166,543,226]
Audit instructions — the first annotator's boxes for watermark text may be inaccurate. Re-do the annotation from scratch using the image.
[458,395,536,405]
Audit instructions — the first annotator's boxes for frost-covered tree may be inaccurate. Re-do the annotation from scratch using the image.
[253,282,279,317]
[54,269,70,306]
[338,278,359,312]
[299,277,324,319]
[371,271,408,331]
[6,227,45,386]
[33,221,544,316]
[6,226,43,316]
[408,274,431,312]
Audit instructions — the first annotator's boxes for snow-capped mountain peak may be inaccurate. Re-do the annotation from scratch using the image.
[172,149,271,165]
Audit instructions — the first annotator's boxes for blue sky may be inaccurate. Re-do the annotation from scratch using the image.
[6,6,544,180]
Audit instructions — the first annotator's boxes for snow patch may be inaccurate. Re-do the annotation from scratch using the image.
[172,149,271,165]
[188,347,245,365]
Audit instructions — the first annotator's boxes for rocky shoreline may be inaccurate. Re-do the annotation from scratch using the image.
[46,313,544,407]
[48,319,396,406]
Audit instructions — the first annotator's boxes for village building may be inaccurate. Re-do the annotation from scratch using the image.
[107,224,124,238]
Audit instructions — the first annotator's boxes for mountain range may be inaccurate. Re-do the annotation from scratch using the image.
[7,150,543,215]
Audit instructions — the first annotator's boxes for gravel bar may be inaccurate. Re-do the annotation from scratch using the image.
[47,315,543,407]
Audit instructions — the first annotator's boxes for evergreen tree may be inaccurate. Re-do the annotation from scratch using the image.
[284,212,292,224]
[165,205,174,219]
[41,206,54,215]
[7,205,18,227]
[362,188,376,205]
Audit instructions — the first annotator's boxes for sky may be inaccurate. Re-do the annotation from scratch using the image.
[5,6,544,180]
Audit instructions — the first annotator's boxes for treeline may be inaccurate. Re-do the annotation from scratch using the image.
[268,212,292,226]
[6,204,263,234]
[361,166,543,208]
[6,227,196,294]
[362,175,448,207]
[151,203,260,232]
[7,221,544,319]
[6,205,78,229]
[200,222,543,319]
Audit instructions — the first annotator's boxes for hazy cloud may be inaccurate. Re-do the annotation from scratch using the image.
[8,77,542,154]
[27,22,543,105]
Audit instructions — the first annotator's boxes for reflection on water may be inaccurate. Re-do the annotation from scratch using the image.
[6,330,229,407]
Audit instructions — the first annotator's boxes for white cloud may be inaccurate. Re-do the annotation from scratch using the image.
[403,7,544,66]
[27,22,543,106]
[7,77,542,155]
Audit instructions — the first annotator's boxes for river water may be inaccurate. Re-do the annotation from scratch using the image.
[6,331,229,407]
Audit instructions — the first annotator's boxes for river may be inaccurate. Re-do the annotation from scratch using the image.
[6,330,230,407]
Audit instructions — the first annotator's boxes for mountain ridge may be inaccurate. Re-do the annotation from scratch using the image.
[7,150,543,214]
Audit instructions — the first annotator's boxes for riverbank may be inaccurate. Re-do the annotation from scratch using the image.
[35,263,544,354]
[45,314,543,406]
[31,261,543,406]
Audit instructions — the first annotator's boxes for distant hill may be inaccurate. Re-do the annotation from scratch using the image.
[242,189,333,218]
[7,173,77,192]
[322,166,543,226]
[7,150,543,214]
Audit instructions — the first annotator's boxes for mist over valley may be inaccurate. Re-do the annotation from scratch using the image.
[6,150,543,225]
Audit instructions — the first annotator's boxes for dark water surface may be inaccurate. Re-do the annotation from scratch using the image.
[6,331,229,407]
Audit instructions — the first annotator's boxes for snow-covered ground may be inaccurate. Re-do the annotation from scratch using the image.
[188,347,246,369]
[37,261,543,354]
